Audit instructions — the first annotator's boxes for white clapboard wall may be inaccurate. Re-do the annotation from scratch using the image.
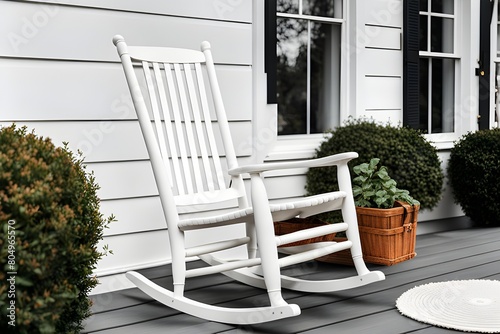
[0,0,255,293]
[356,0,404,123]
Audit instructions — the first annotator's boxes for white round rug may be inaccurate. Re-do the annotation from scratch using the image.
[396,280,500,333]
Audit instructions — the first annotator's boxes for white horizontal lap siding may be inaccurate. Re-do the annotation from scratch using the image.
[95,230,172,279]
[364,48,402,77]
[360,0,403,124]
[0,0,254,286]
[364,76,402,122]
[99,197,166,236]
[265,174,308,200]
[0,60,252,121]
[0,60,136,121]
[0,120,252,163]
[363,0,403,27]
[0,1,251,63]
[25,0,252,24]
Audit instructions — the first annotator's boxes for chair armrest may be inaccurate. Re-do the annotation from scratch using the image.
[228,152,358,176]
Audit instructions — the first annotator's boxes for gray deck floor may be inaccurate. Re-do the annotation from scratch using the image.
[84,221,500,334]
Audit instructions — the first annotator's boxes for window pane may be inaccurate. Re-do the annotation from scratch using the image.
[420,0,428,12]
[431,0,454,14]
[277,17,308,134]
[277,17,340,135]
[419,58,429,132]
[310,22,340,133]
[278,0,299,14]
[497,4,500,55]
[420,16,428,51]
[431,58,455,133]
[431,17,454,53]
[302,0,337,18]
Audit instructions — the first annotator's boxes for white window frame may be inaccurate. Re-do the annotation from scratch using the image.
[420,0,471,149]
[270,0,348,159]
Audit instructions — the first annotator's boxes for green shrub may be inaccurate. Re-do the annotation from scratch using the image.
[0,124,113,333]
[447,128,500,226]
[306,118,443,221]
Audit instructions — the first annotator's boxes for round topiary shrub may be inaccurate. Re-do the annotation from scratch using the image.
[447,128,500,226]
[306,118,443,220]
[0,125,113,333]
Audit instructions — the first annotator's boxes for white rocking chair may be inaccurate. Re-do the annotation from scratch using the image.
[113,35,385,325]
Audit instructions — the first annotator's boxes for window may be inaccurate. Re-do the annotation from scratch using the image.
[276,0,343,135]
[418,0,456,134]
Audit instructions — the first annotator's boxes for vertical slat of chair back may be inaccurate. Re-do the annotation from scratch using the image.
[200,42,239,171]
[142,61,177,192]
[186,62,226,192]
[141,59,228,196]
[115,37,245,210]
[201,42,248,209]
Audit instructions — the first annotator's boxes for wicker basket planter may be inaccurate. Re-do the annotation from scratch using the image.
[275,201,419,266]
[318,201,419,265]
[357,201,419,265]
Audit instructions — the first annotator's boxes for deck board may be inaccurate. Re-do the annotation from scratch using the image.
[84,224,500,333]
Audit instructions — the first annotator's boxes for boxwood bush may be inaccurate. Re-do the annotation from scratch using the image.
[447,128,500,226]
[0,125,113,333]
[306,118,443,221]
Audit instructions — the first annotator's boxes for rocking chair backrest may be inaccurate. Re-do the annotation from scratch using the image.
[114,37,247,215]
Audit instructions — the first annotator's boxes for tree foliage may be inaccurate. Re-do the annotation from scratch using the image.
[447,128,500,226]
[0,125,113,333]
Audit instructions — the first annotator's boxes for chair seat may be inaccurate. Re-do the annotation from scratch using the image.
[178,207,254,231]
[178,191,346,231]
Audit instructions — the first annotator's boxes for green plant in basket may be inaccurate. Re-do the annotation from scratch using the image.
[353,158,419,209]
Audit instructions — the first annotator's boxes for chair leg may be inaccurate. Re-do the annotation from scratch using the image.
[250,173,288,307]
[168,228,188,297]
[342,203,372,276]
[245,222,258,259]
[337,162,372,276]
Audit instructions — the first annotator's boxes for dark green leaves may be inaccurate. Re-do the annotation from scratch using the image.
[448,128,500,226]
[352,158,420,209]
[0,124,114,333]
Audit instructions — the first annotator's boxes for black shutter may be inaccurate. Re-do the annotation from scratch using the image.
[478,0,494,130]
[265,0,277,104]
[403,0,420,129]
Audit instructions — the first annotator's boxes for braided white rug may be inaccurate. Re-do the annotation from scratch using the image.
[396,280,500,333]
